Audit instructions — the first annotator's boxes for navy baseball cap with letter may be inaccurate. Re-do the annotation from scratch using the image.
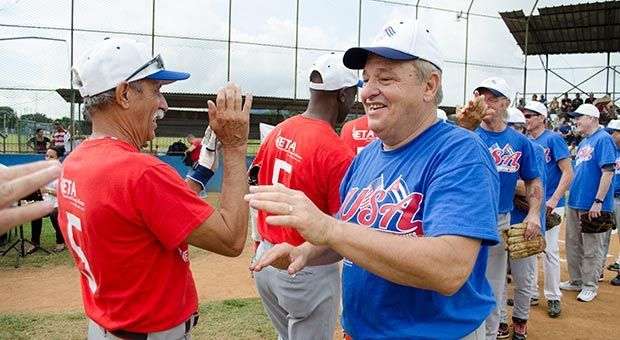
[73,38,190,97]
[343,18,444,71]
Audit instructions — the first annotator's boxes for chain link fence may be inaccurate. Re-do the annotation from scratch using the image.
[1,0,619,155]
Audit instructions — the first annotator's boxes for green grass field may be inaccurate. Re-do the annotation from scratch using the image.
[0,215,277,339]
[0,298,276,340]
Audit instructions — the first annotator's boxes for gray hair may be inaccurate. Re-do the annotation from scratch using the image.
[82,81,144,116]
[411,59,443,106]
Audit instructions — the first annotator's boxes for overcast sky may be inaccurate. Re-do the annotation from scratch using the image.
[0,0,618,119]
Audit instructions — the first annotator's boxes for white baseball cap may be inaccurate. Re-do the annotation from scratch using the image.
[437,108,448,121]
[569,103,600,118]
[507,107,526,124]
[309,52,361,91]
[523,101,548,116]
[607,119,620,131]
[475,77,514,101]
[343,18,444,71]
[73,38,190,97]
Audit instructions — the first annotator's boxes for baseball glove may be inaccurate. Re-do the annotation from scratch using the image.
[456,95,487,130]
[502,223,546,260]
[248,164,260,186]
[580,212,616,233]
[546,211,562,230]
[514,194,529,213]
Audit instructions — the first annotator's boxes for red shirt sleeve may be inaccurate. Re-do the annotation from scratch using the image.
[133,164,214,250]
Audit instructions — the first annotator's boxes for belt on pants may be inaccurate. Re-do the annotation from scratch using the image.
[108,313,199,340]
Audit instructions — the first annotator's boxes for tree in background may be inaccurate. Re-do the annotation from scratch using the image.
[0,106,18,131]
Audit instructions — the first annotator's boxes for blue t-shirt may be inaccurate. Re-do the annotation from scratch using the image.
[510,143,547,233]
[614,147,620,197]
[338,121,500,339]
[476,126,541,213]
[568,128,616,212]
[532,130,570,207]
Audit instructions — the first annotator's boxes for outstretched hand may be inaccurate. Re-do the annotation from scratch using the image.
[207,82,252,148]
[0,161,61,234]
[244,184,336,246]
[250,242,311,275]
[456,91,493,130]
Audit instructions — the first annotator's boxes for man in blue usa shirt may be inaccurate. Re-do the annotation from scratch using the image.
[462,77,542,340]
[561,104,615,302]
[248,18,500,340]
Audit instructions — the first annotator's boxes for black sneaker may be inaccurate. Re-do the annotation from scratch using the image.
[611,275,620,286]
[512,317,528,340]
[497,322,510,339]
[607,262,620,271]
[547,300,561,318]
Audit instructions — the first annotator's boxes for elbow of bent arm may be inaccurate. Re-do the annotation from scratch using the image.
[436,272,470,296]
[226,240,245,257]
[223,222,248,257]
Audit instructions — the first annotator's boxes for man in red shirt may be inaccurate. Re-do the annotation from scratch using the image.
[60,38,252,339]
[340,115,376,155]
[184,133,202,165]
[251,52,358,340]
[52,122,68,154]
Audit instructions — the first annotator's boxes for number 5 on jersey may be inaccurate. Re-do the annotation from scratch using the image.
[66,212,98,294]
[272,158,292,186]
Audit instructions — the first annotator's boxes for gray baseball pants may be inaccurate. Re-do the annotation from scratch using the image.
[254,240,340,340]
[565,207,609,291]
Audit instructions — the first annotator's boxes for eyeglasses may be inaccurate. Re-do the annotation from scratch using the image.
[125,54,165,82]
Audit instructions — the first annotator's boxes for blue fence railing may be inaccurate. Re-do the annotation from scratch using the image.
[0,153,254,192]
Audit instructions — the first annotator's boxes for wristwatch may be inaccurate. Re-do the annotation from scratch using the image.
[594,198,604,204]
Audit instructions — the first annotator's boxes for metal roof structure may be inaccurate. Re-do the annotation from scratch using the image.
[56,88,367,114]
[500,1,620,56]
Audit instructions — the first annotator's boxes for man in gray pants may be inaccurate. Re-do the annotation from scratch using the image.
[250,52,358,340]
[561,104,616,302]
[465,78,543,340]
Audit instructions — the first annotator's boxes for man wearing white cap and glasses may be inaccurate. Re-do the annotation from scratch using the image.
[460,78,542,340]
[604,119,620,286]
[507,107,526,133]
[60,38,252,339]
[249,18,499,339]
[523,100,573,317]
[561,104,615,302]
[249,52,357,340]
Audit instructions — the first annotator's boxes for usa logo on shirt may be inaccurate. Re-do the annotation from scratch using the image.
[339,175,423,236]
[489,143,522,173]
[575,145,593,167]
[615,157,620,175]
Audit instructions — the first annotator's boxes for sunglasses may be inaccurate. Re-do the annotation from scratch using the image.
[125,54,165,82]
[523,113,541,119]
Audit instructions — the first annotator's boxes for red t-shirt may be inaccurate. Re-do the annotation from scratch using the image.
[253,115,354,246]
[189,138,201,162]
[340,116,377,155]
[57,138,213,332]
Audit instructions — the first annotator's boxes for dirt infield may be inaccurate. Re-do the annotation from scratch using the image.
[0,222,618,339]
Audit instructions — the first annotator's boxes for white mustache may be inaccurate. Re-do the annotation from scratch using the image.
[155,109,165,120]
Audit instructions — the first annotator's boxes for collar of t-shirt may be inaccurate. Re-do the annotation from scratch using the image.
[380,120,443,155]
[83,136,139,152]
